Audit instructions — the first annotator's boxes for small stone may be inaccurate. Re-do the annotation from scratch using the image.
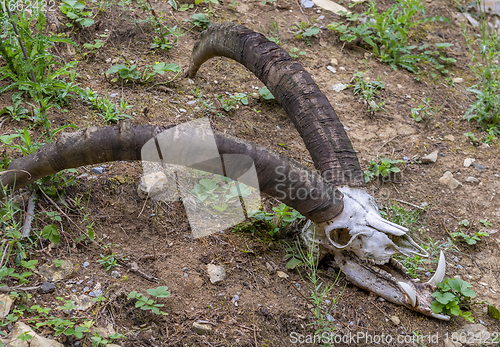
[83,261,90,268]
[137,172,169,199]
[344,126,350,131]
[465,177,480,183]
[192,322,212,335]
[495,174,499,178]
[438,171,461,190]
[444,135,455,141]
[110,270,121,278]
[457,265,464,269]
[452,77,464,83]
[472,161,486,171]
[301,0,315,8]
[397,84,403,88]
[187,100,197,105]
[327,65,336,73]
[179,108,187,113]
[425,272,432,277]
[421,150,439,163]
[109,93,118,98]
[464,158,475,167]
[330,58,338,65]
[182,267,189,272]
[0,294,14,318]
[92,167,104,174]
[332,83,349,92]
[38,281,56,294]
[390,316,401,325]
[89,289,103,297]
[207,264,226,284]
[266,262,276,274]
[231,294,240,306]
[453,256,459,263]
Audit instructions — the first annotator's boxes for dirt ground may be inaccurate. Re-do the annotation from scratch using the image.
[1,0,500,346]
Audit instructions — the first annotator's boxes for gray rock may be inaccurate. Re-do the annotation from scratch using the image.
[0,322,64,347]
[110,270,121,278]
[425,272,431,277]
[472,161,486,171]
[207,264,226,284]
[83,261,90,268]
[301,0,315,8]
[192,322,212,335]
[38,281,56,294]
[390,316,401,325]
[464,158,475,168]
[92,167,104,174]
[465,177,480,183]
[438,171,461,190]
[182,267,189,272]
[0,294,14,318]
[421,150,439,163]
[495,174,499,178]
[89,289,103,297]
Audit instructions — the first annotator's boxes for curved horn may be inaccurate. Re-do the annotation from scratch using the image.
[187,22,365,187]
[1,123,343,223]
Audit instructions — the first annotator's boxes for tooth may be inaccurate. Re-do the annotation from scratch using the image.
[431,313,450,321]
[398,282,417,307]
[427,250,446,287]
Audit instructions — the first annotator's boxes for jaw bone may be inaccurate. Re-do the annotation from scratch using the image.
[333,249,450,320]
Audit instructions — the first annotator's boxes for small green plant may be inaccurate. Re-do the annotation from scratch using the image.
[261,0,276,4]
[60,0,95,27]
[0,92,29,120]
[452,230,489,245]
[431,277,476,322]
[190,177,252,213]
[364,158,404,183]
[463,131,480,146]
[328,0,453,73]
[289,46,306,59]
[217,92,248,112]
[105,63,140,82]
[127,286,170,315]
[193,87,217,114]
[291,21,320,44]
[83,37,106,56]
[352,72,386,112]
[190,13,211,28]
[98,254,120,271]
[142,62,182,83]
[461,0,500,130]
[298,229,341,337]
[266,19,281,45]
[82,88,132,122]
[246,203,304,237]
[258,86,275,100]
[411,97,443,122]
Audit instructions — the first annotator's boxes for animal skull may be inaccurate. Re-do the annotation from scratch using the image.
[302,186,449,320]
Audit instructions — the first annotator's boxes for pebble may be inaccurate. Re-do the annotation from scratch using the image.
[438,171,461,190]
[83,261,90,268]
[232,294,240,306]
[332,83,349,92]
[421,150,439,163]
[187,100,197,105]
[38,281,56,294]
[495,174,499,178]
[465,177,480,183]
[301,0,315,8]
[182,267,189,272]
[444,134,455,141]
[390,316,401,325]
[110,93,118,98]
[344,126,349,131]
[89,289,103,297]
[464,158,475,167]
[453,256,459,262]
[457,265,464,269]
[472,161,486,171]
[425,272,431,277]
[192,322,212,335]
[110,270,121,278]
[453,77,464,83]
[207,264,226,284]
[92,167,104,174]
[327,66,336,73]
[179,108,187,113]
[330,58,338,65]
